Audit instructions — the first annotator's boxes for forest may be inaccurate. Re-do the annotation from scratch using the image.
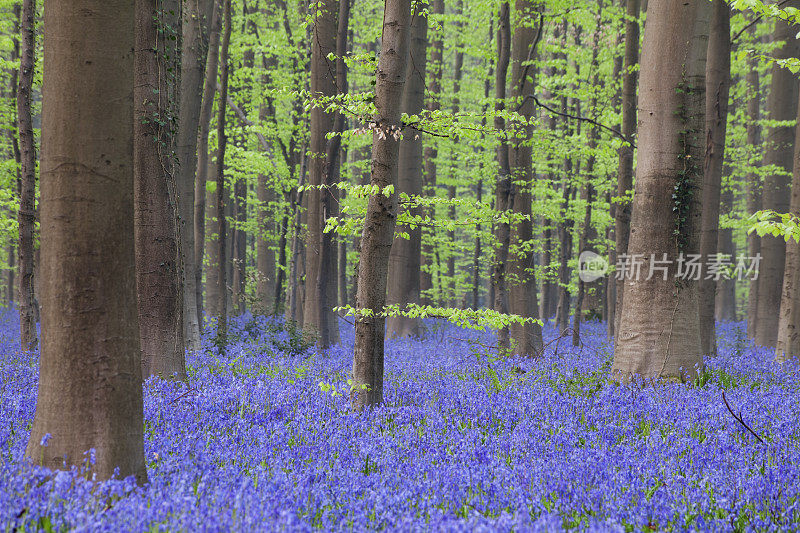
[1,0,800,530]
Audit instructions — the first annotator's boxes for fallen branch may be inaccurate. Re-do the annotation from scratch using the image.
[722,391,765,444]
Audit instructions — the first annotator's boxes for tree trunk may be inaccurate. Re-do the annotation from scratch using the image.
[612,0,711,381]
[716,185,736,321]
[755,10,800,348]
[493,1,512,353]
[17,0,37,352]
[351,0,413,410]
[26,0,146,482]
[507,0,543,356]
[776,88,800,361]
[134,0,186,379]
[196,2,222,326]
[698,0,730,356]
[421,0,444,306]
[214,0,232,348]
[256,95,277,314]
[176,0,214,351]
[387,2,427,339]
[614,0,640,340]
[745,43,761,338]
[303,0,341,348]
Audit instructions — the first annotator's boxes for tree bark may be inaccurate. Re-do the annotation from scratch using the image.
[613,0,640,340]
[698,0,730,356]
[256,92,277,314]
[351,0,413,410]
[197,2,222,323]
[26,0,146,482]
[134,0,186,379]
[776,88,800,362]
[507,0,543,356]
[176,0,214,351]
[303,0,341,348]
[612,0,711,381]
[755,10,800,348]
[214,0,232,348]
[17,0,37,352]
[421,0,444,306]
[745,37,761,338]
[493,1,512,353]
[386,2,428,339]
[716,185,736,321]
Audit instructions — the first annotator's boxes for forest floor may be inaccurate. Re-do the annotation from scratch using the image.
[1,311,799,531]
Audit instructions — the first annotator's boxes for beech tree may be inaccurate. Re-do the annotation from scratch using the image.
[754,9,800,348]
[134,0,186,379]
[386,1,428,339]
[698,0,731,356]
[612,0,711,381]
[351,0,413,410]
[16,0,35,352]
[26,0,146,482]
[304,0,341,348]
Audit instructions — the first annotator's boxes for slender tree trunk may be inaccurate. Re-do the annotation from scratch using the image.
[134,0,186,379]
[776,88,800,361]
[745,45,761,338]
[6,5,20,311]
[17,0,37,352]
[493,1,512,353]
[351,0,413,410]
[196,2,222,325]
[612,0,711,381]
[303,0,341,348]
[716,185,736,321]
[214,0,232,348]
[614,0,640,340]
[698,0,730,356]
[755,10,800,348]
[256,94,277,314]
[421,0,444,306]
[573,8,602,348]
[387,2,427,338]
[507,0,543,355]
[26,0,146,482]
[574,185,594,347]
[7,246,14,307]
[176,0,214,351]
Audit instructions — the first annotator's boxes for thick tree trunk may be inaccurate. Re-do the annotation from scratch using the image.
[26,0,146,482]
[698,0,730,356]
[386,3,427,339]
[507,0,543,356]
[613,0,640,340]
[134,0,186,379]
[755,11,800,348]
[303,0,341,348]
[176,0,214,351]
[214,0,232,348]
[351,0,412,410]
[745,47,761,338]
[196,2,222,325]
[716,186,736,321]
[776,89,800,361]
[17,0,37,352]
[612,0,711,381]
[421,0,444,306]
[493,2,512,353]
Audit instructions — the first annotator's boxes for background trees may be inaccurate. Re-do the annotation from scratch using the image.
[9,0,800,480]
